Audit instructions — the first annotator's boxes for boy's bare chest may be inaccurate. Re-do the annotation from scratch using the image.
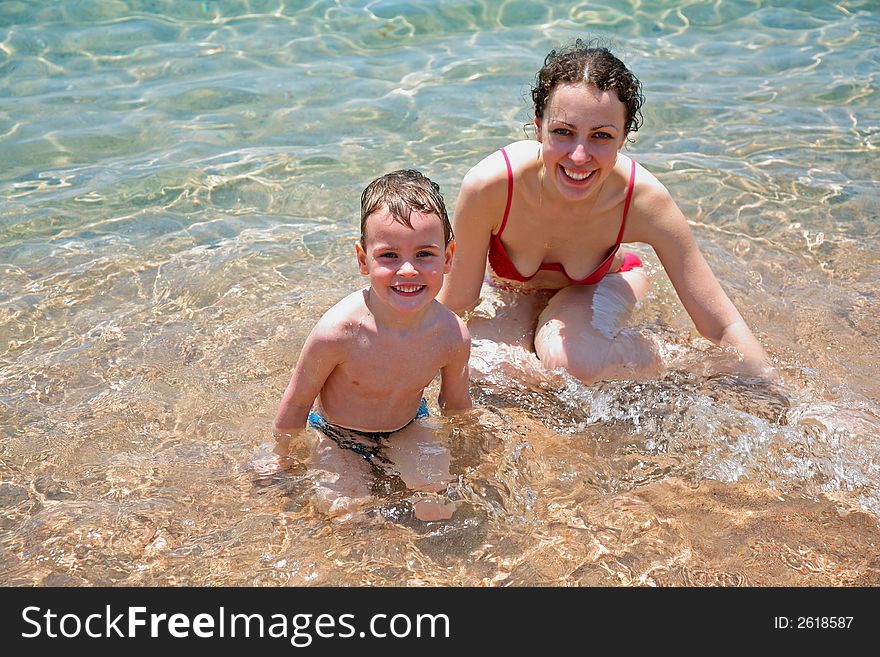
[340,329,446,392]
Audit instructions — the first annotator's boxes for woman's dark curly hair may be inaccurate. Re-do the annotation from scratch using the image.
[531,39,644,140]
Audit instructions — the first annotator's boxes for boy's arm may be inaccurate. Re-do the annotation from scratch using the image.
[273,325,345,435]
[437,321,472,412]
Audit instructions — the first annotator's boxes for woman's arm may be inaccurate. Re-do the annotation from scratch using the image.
[634,181,773,377]
[437,154,507,313]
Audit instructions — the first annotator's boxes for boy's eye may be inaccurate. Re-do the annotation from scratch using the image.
[417,250,436,258]
[379,252,398,259]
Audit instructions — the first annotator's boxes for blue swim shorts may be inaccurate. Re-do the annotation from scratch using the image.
[307,399,429,464]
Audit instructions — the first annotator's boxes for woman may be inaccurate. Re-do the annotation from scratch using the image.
[438,40,773,384]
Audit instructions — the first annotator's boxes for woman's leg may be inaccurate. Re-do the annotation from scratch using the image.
[464,285,558,388]
[534,268,659,383]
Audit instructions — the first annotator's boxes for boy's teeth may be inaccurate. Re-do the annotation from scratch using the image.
[393,284,423,292]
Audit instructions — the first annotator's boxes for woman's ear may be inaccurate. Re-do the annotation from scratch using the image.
[534,117,542,143]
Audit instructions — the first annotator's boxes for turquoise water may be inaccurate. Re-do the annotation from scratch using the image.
[1,0,879,586]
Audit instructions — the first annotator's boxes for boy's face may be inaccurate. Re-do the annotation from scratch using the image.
[356,207,453,315]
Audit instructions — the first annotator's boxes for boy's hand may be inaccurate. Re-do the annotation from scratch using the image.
[272,425,308,458]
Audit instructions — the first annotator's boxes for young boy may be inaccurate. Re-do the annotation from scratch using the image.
[273,170,472,520]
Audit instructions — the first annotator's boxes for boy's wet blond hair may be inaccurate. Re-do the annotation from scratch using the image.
[359,170,453,246]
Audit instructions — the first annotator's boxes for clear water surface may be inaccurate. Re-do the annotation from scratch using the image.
[1,0,878,586]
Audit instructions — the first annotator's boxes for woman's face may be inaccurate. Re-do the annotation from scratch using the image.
[535,83,627,201]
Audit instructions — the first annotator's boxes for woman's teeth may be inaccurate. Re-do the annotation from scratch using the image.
[563,167,592,181]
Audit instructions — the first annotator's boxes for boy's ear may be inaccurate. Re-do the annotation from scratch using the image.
[355,240,369,275]
[443,240,455,274]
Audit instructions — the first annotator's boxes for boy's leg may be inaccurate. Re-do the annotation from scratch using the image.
[306,428,374,518]
[384,422,456,521]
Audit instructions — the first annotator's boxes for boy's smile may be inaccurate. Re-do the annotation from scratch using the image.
[356,207,453,319]
[391,283,427,296]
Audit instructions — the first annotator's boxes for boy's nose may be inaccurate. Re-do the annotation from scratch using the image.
[397,260,417,276]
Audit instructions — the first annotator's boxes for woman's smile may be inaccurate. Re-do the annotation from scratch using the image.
[560,166,596,183]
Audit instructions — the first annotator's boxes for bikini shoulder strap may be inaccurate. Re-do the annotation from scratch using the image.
[497,147,514,236]
[615,158,637,245]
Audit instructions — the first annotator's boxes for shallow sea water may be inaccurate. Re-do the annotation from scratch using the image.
[1,0,879,586]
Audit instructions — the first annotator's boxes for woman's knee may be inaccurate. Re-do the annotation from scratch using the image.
[535,322,659,384]
[559,358,607,384]
[534,324,610,383]
[542,350,609,384]
[619,266,650,301]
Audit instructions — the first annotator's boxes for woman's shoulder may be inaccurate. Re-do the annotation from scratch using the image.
[618,155,671,213]
[502,139,541,159]
[455,141,541,232]
[626,156,668,194]
[463,140,540,189]
[625,157,689,240]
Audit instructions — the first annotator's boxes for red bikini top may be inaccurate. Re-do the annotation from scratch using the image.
[487,147,636,285]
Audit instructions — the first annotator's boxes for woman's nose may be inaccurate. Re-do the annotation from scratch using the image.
[570,142,589,164]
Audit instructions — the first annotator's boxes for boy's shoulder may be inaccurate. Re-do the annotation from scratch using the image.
[427,299,470,343]
[311,289,370,341]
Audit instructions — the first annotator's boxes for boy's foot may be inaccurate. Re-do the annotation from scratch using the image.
[312,486,372,519]
[412,496,456,521]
